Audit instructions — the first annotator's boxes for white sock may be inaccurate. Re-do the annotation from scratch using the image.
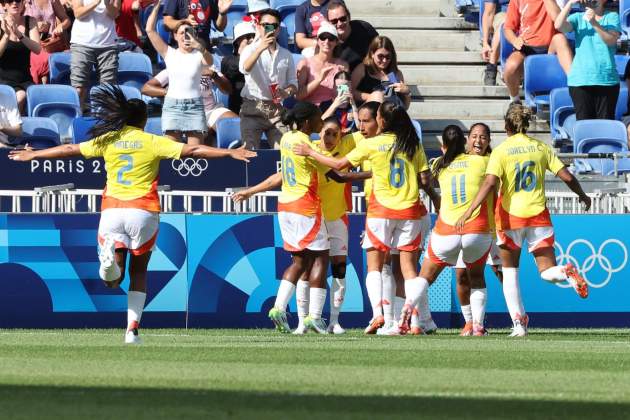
[411,304,420,328]
[365,271,383,319]
[540,266,567,283]
[418,288,432,322]
[404,277,429,308]
[127,291,146,329]
[461,304,472,323]
[296,280,309,323]
[470,288,487,326]
[329,277,345,326]
[308,287,327,320]
[510,95,520,102]
[502,267,525,322]
[381,264,395,323]
[394,296,405,322]
[274,279,296,311]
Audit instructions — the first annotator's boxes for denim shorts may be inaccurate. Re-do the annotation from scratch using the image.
[162,97,208,133]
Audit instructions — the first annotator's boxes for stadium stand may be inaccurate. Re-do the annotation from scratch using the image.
[523,55,567,114]
[71,116,98,144]
[573,119,630,175]
[271,0,302,43]
[216,117,244,149]
[17,117,61,149]
[144,117,164,136]
[550,87,575,145]
[117,53,154,91]
[26,85,82,142]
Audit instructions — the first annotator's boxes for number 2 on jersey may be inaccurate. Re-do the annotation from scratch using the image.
[450,174,466,204]
[282,156,296,186]
[117,154,133,186]
[389,158,406,188]
[514,161,536,192]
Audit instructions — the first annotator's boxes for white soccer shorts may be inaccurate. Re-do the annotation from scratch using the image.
[362,217,422,252]
[325,217,348,257]
[428,232,492,268]
[497,226,555,253]
[278,211,329,252]
[455,240,501,269]
[98,208,159,255]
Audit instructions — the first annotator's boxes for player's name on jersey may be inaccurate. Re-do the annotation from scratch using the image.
[114,140,143,150]
[507,145,541,155]
[448,160,469,169]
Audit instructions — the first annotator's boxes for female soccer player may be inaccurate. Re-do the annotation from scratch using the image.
[8,85,256,344]
[294,101,438,335]
[456,104,591,337]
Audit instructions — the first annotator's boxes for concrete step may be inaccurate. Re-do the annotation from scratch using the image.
[379,29,480,52]
[419,119,550,133]
[400,65,486,86]
[345,0,441,17]
[409,99,509,120]
[412,85,509,99]
[398,50,483,65]
[353,16,476,30]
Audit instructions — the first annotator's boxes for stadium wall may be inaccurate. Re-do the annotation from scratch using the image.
[0,214,628,329]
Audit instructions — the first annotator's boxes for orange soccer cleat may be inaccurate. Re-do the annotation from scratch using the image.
[364,315,385,334]
[564,263,589,299]
[460,321,473,336]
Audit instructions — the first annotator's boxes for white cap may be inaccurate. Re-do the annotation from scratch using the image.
[247,0,271,14]
[317,22,338,38]
[233,21,256,41]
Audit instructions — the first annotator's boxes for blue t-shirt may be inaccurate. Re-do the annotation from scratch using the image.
[295,0,332,38]
[567,12,621,87]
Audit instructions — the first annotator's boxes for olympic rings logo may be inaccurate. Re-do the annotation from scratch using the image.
[171,158,209,177]
[554,239,628,289]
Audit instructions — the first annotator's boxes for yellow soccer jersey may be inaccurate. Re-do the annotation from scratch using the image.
[346,133,429,218]
[315,134,356,221]
[435,154,491,234]
[79,126,183,212]
[486,133,564,219]
[278,130,329,217]
[352,132,373,198]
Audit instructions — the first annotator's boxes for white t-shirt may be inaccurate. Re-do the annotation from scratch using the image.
[154,69,221,111]
[238,41,298,101]
[70,0,117,48]
[0,96,22,147]
[164,47,204,100]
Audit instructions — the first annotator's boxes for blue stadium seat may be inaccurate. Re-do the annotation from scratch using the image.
[523,54,567,111]
[573,119,629,174]
[156,18,170,68]
[0,84,18,108]
[89,85,142,113]
[48,52,72,85]
[615,87,628,120]
[71,116,97,143]
[17,117,61,149]
[213,86,230,109]
[216,117,243,148]
[140,3,163,32]
[615,54,630,80]
[292,53,304,69]
[26,84,81,141]
[145,117,163,135]
[412,119,423,143]
[499,24,514,71]
[118,52,153,91]
[278,23,290,49]
[220,3,248,41]
[550,87,574,142]
[621,0,630,36]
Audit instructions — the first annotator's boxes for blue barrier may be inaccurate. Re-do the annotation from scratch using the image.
[0,214,628,328]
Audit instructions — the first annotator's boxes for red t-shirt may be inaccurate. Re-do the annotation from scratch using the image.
[504,0,558,47]
[116,0,141,47]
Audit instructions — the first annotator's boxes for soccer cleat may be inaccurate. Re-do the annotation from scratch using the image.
[327,323,346,334]
[376,320,400,336]
[408,326,426,335]
[564,263,589,299]
[473,323,488,337]
[293,322,308,335]
[398,305,412,335]
[304,316,328,334]
[420,318,438,335]
[364,315,385,334]
[509,313,529,337]
[483,64,498,86]
[268,307,291,333]
[460,321,473,336]
[98,235,120,282]
[125,321,142,344]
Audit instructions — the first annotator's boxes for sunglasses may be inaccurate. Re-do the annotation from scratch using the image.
[1,0,23,4]
[376,53,391,61]
[329,15,348,25]
[318,34,337,42]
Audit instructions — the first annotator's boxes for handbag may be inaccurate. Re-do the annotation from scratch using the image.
[40,33,70,54]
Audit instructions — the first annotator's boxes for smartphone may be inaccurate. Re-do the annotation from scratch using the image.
[184,26,195,40]
[337,83,349,96]
[264,24,276,34]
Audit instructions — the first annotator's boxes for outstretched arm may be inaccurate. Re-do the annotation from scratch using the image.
[293,142,352,171]
[454,174,499,232]
[232,172,282,202]
[181,144,257,162]
[556,167,591,210]
[9,144,82,161]
[146,0,168,58]
[327,169,371,183]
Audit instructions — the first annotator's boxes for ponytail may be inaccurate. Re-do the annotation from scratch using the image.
[378,101,419,164]
[432,125,466,178]
[280,101,321,132]
[504,103,532,135]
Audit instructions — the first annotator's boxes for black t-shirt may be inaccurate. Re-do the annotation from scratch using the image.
[163,0,219,47]
[295,0,332,38]
[338,20,379,72]
[221,54,245,114]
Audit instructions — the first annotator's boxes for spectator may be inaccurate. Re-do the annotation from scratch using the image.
[115,0,142,47]
[163,0,232,50]
[555,0,620,120]
[326,0,377,72]
[321,70,358,133]
[481,0,506,86]
[239,8,297,149]
[0,91,22,147]
[351,35,410,109]
[294,0,335,54]
[142,66,237,133]
[147,0,213,145]
[0,0,42,113]
[296,22,348,106]
[25,0,71,84]
[503,0,572,104]
[221,20,255,114]
[70,0,121,111]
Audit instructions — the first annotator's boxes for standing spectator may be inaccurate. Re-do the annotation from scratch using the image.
[481,0,506,86]
[351,35,410,109]
[555,0,621,120]
[163,0,232,50]
[0,90,23,147]
[503,0,572,104]
[70,0,121,111]
[0,0,42,113]
[296,22,348,106]
[221,20,255,114]
[239,8,297,149]
[326,0,377,72]
[115,0,142,47]
[294,0,334,54]
[146,0,213,145]
[26,0,72,84]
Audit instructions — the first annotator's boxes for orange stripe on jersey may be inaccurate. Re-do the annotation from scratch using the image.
[367,192,427,220]
[101,179,161,212]
[434,201,491,235]
[277,171,321,217]
[495,195,552,230]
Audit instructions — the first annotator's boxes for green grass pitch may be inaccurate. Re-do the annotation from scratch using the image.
[1,329,629,419]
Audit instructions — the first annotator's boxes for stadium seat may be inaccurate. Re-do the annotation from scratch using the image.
[412,119,423,143]
[292,53,304,69]
[156,18,170,68]
[615,54,630,80]
[213,86,230,109]
[16,117,61,149]
[219,3,248,42]
[26,84,81,142]
[140,3,163,31]
[89,85,142,113]
[71,116,98,143]
[621,0,630,36]
[216,117,243,148]
[278,23,290,49]
[499,24,514,71]
[550,87,574,142]
[145,117,163,135]
[0,84,18,108]
[117,52,153,91]
[615,87,628,120]
[523,54,567,111]
[573,119,630,174]
[271,0,299,42]
[48,52,72,85]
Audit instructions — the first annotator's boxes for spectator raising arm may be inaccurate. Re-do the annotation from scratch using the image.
[71,0,101,19]
[215,0,233,33]
[52,0,72,34]
[481,1,496,61]
[554,0,578,33]
[104,0,121,19]
[146,0,168,57]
